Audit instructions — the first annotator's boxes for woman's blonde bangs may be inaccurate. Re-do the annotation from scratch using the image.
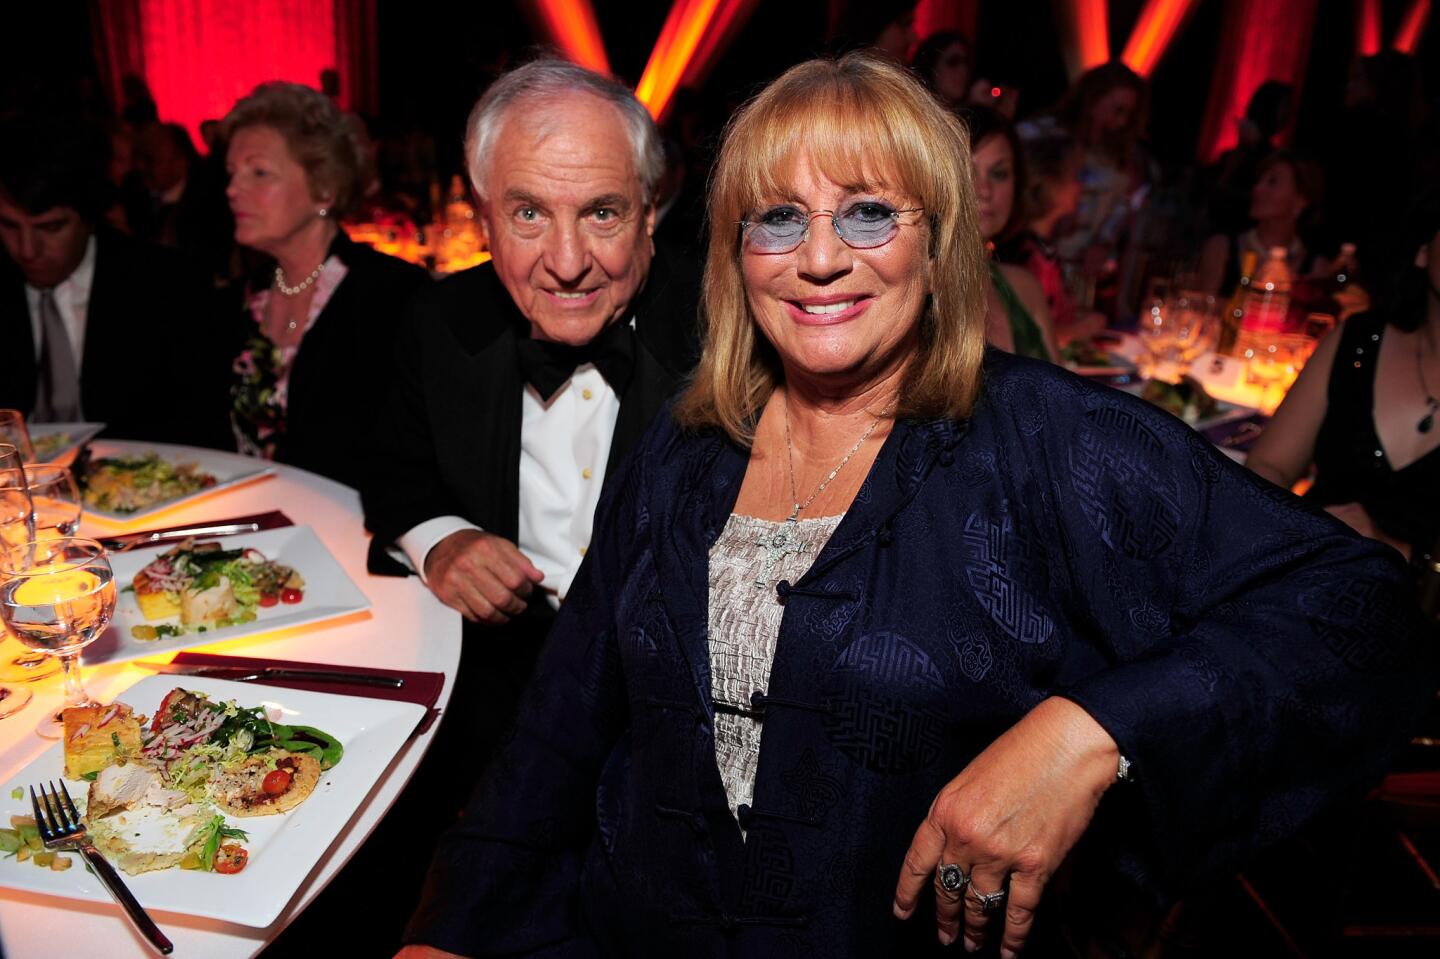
[677,54,989,445]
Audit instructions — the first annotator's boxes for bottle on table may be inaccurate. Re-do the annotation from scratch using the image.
[1240,246,1293,336]
[1220,249,1260,354]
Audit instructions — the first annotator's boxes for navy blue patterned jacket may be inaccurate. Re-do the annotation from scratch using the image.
[407,351,1432,957]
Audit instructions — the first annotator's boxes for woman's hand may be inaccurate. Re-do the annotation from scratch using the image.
[892,697,1120,956]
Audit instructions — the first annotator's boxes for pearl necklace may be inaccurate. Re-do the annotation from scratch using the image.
[274,261,325,297]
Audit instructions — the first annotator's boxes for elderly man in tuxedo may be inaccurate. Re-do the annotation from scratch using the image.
[364,58,697,763]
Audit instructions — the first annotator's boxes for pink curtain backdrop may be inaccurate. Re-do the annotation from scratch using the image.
[92,0,378,144]
[914,0,980,42]
[1196,0,1317,163]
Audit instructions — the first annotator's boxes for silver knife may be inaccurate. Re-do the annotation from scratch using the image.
[99,522,263,552]
[139,661,405,688]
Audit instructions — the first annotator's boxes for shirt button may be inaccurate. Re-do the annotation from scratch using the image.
[1374,449,1384,458]
[582,467,593,480]
[582,388,594,400]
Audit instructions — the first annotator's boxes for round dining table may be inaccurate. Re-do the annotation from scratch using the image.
[0,441,461,958]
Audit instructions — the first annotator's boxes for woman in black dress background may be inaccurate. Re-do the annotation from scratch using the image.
[1247,188,1440,563]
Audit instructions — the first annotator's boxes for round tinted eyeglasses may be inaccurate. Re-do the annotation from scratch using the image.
[739,201,924,254]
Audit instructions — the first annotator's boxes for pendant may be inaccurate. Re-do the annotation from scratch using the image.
[1420,410,1436,434]
[754,513,802,587]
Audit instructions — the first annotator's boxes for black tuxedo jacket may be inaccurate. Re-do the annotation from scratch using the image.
[362,247,699,577]
[259,232,430,489]
[0,229,234,448]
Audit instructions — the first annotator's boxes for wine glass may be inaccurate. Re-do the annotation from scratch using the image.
[1137,297,1183,382]
[0,447,35,715]
[0,411,34,463]
[0,538,116,738]
[0,456,63,684]
[24,464,82,539]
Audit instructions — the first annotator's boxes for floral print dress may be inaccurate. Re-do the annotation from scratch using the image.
[230,258,347,460]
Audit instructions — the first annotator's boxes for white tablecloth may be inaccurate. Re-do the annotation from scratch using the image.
[0,442,461,958]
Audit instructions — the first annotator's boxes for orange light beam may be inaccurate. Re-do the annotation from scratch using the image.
[1057,0,1111,79]
[527,0,611,75]
[635,0,728,121]
[1120,0,1202,77]
[1393,0,1431,52]
[679,0,759,88]
[1356,0,1382,55]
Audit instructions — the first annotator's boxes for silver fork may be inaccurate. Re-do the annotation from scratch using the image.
[30,780,174,954]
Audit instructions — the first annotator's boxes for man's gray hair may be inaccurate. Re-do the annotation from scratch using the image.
[464,58,664,206]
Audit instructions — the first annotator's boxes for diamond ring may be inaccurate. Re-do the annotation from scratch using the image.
[968,886,1007,914]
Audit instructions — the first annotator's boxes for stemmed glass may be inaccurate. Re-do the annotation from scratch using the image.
[0,411,34,463]
[24,464,82,539]
[0,459,65,684]
[0,538,116,738]
[0,446,35,716]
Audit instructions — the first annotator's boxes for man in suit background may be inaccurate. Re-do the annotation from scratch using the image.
[364,57,697,749]
[0,114,233,447]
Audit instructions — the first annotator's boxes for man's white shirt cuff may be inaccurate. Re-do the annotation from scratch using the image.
[396,516,482,583]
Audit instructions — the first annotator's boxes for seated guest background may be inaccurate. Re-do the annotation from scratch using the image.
[1246,187,1440,563]
[396,54,1431,959]
[124,121,235,285]
[0,114,231,448]
[963,105,1059,361]
[222,81,429,490]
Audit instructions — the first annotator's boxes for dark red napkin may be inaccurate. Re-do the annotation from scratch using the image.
[169,650,445,735]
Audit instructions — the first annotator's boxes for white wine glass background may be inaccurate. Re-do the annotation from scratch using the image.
[0,538,116,736]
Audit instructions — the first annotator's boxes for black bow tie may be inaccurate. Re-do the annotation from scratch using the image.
[514,318,637,402]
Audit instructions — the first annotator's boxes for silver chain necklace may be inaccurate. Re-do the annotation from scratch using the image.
[1418,332,1439,434]
[752,398,886,587]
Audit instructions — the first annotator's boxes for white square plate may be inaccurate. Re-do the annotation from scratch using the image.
[81,441,275,522]
[85,525,371,668]
[27,422,106,463]
[0,674,424,926]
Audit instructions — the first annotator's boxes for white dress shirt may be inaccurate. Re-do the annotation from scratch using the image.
[27,234,97,366]
[399,362,621,606]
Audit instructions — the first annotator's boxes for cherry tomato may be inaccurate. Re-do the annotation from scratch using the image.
[280,588,303,605]
[262,769,292,796]
[258,592,279,608]
[214,844,248,874]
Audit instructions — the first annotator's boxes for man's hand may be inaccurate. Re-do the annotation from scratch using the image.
[423,529,545,624]
[394,947,467,959]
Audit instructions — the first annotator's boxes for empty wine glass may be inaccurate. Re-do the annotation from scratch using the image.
[24,464,82,539]
[0,538,116,738]
[0,411,34,463]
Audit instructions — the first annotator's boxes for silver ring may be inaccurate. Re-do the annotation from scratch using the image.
[937,863,970,895]
[968,886,1007,914]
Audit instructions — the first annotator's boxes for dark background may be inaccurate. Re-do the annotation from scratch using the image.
[8,1,1435,182]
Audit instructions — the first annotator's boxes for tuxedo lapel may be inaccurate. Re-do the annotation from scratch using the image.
[460,320,526,542]
[605,334,671,478]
